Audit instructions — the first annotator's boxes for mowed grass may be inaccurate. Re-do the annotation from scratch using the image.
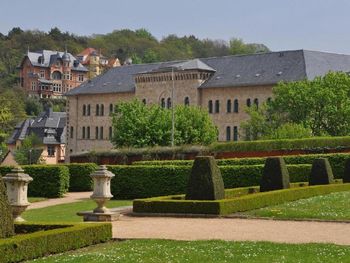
[29,239,350,263]
[22,200,132,223]
[243,190,350,220]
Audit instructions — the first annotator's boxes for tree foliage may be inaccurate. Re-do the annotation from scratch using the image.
[241,72,350,140]
[14,133,43,165]
[111,100,217,148]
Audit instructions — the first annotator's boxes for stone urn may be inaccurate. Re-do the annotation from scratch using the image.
[90,165,115,213]
[3,167,33,222]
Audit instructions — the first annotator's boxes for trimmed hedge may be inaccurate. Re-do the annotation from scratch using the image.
[133,183,350,215]
[260,157,290,192]
[65,163,98,191]
[309,158,334,185]
[0,176,14,238]
[134,152,350,179]
[108,164,311,199]
[0,223,112,263]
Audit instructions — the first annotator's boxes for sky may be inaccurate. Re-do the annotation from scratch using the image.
[1,0,350,53]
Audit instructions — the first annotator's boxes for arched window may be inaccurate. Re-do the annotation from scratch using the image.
[87,104,91,116]
[87,126,90,139]
[161,98,165,108]
[142,99,146,105]
[227,99,232,113]
[109,126,112,139]
[100,104,104,116]
[109,104,113,115]
[184,97,190,106]
[246,98,251,107]
[215,100,220,113]
[226,126,231,141]
[82,104,86,116]
[52,71,62,80]
[100,126,104,140]
[254,98,259,108]
[167,98,171,109]
[233,126,238,141]
[95,126,99,139]
[234,99,239,113]
[208,100,213,113]
[82,126,85,139]
[96,104,99,116]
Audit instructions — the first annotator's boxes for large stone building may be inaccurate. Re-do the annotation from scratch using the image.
[65,50,350,159]
[18,49,88,98]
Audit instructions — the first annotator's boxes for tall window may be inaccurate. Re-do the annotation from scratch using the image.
[233,126,238,141]
[109,126,112,139]
[100,126,104,140]
[254,98,259,108]
[226,126,231,141]
[78,74,84,82]
[208,100,213,113]
[161,98,165,108]
[109,104,113,115]
[184,97,190,106]
[95,127,99,139]
[215,100,220,113]
[100,104,104,116]
[83,104,86,116]
[87,104,91,116]
[96,104,99,116]
[234,99,239,113]
[87,126,90,139]
[47,146,55,157]
[167,98,171,109]
[70,126,74,139]
[227,99,232,113]
[246,98,251,107]
[82,127,86,139]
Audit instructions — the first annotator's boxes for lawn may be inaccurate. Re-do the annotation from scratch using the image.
[28,197,47,203]
[28,239,350,263]
[22,200,132,222]
[242,190,350,221]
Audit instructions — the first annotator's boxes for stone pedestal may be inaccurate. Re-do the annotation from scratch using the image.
[3,167,33,222]
[77,165,119,222]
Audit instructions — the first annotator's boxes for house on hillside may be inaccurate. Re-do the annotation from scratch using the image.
[7,108,66,164]
[18,49,88,98]
[64,49,350,160]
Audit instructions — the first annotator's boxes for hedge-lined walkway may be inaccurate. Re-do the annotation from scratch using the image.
[28,192,92,210]
[113,216,350,245]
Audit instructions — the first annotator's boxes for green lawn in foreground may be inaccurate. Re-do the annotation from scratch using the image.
[22,200,132,223]
[243,190,350,220]
[28,239,350,263]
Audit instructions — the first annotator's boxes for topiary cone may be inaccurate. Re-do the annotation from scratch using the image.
[309,158,334,185]
[0,176,14,238]
[186,156,225,200]
[343,158,350,183]
[260,157,290,192]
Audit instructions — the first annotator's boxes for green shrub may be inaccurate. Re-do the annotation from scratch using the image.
[133,183,350,215]
[0,166,13,176]
[0,177,14,238]
[309,158,334,185]
[23,165,70,198]
[260,157,290,192]
[108,164,310,199]
[343,159,350,183]
[186,156,224,200]
[65,163,98,191]
[0,223,111,263]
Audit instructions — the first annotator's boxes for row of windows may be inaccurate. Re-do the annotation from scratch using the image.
[82,104,115,116]
[208,98,271,114]
[135,73,211,83]
[160,97,190,109]
[81,126,113,140]
[226,126,239,141]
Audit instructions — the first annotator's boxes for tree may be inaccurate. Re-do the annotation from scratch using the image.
[25,97,43,116]
[111,100,217,148]
[14,133,42,165]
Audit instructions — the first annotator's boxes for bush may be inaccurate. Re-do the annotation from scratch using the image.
[23,165,70,198]
[65,163,98,191]
[343,159,350,183]
[309,158,334,185]
[0,223,111,263]
[0,166,13,176]
[108,164,311,199]
[186,156,224,200]
[0,177,14,238]
[133,183,350,215]
[260,157,290,192]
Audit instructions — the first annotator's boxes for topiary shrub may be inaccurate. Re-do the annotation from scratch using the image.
[343,158,350,183]
[309,158,334,185]
[260,157,290,192]
[185,156,224,200]
[0,176,14,238]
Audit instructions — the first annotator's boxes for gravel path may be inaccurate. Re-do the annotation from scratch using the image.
[113,215,350,245]
[28,192,92,210]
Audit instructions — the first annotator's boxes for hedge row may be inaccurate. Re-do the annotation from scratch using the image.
[108,164,312,199]
[65,163,98,191]
[133,183,350,215]
[0,223,112,263]
[134,152,350,179]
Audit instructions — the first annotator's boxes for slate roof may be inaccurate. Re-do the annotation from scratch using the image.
[65,50,350,96]
[19,50,88,72]
[7,109,66,145]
